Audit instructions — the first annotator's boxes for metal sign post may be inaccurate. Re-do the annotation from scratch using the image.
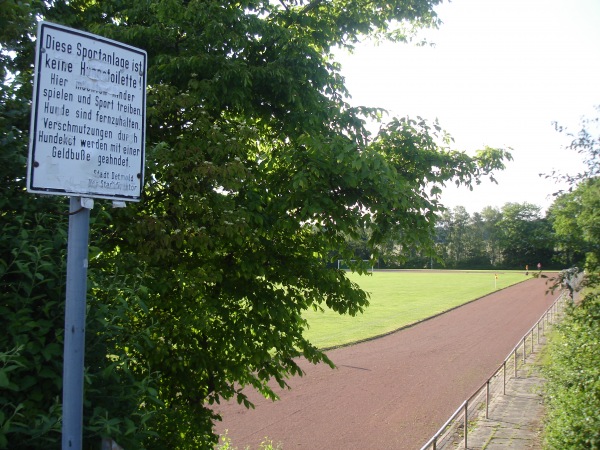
[27,21,146,450]
[62,197,91,450]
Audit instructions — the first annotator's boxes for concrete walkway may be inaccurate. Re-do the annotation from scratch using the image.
[458,346,546,449]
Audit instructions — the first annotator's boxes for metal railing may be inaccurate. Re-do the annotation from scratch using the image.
[419,291,568,450]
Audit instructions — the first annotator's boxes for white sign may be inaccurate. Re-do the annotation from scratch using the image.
[27,21,147,201]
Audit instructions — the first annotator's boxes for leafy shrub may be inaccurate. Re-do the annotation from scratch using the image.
[543,290,600,449]
[0,202,163,449]
[0,208,67,449]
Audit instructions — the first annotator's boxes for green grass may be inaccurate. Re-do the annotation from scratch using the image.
[303,270,528,349]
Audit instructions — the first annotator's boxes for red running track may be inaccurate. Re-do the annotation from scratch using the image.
[213,276,558,449]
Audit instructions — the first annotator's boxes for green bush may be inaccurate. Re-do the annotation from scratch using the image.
[543,290,600,449]
[0,207,67,449]
[0,203,161,449]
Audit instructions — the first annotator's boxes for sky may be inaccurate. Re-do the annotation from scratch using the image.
[335,0,600,214]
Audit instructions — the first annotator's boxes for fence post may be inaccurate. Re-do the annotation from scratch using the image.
[464,401,468,449]
[543,315,546,334]
[531,330,534,354]
[522,337,526,363]
[503,360,506,395]
[486,380,490,419]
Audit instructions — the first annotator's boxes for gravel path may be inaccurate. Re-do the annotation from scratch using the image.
[213,276,556,449]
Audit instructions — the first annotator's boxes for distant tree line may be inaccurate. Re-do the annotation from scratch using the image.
[342,200,586,271]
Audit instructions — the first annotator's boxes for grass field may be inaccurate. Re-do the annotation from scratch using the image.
[303,270,529,349]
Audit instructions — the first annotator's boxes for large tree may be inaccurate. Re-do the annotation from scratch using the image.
[542,108,600,450]
[478,206,503,266]
[495,202,554,269]
[547,187,589,268]
[548,106,600,270]
[436,206,473,266]
[1,0,512,447]
[547,106,599,265]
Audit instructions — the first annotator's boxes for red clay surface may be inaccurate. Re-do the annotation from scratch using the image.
[213,276,558,449]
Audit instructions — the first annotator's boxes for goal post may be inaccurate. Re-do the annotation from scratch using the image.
[337,259,374,273]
